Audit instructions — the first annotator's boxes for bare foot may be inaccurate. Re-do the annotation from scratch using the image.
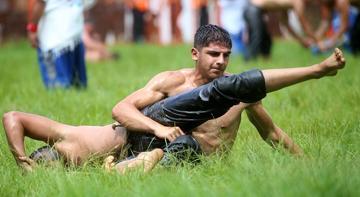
[103,155,115,172]
[115,149,164,175]
[318,48,346,77]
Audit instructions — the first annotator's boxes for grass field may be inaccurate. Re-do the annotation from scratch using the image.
[0,40,359,196]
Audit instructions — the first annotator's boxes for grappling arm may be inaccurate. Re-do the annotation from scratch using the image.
[112,71,185,141]
[246,102,304,156]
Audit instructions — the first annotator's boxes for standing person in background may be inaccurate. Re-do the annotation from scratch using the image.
[82,19,120,62]
[169,0,182,43]
[192,0,209,29]
[350,0,360,54]
[27,0,93,89]
[244,0,319,60]
[128,0,149,42]
[215,0,248,56]
[313,0,360,54]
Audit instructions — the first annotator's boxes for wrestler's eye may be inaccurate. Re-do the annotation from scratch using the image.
[208,52,220,57]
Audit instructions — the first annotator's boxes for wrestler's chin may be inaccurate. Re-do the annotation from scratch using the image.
[208,70,224,79]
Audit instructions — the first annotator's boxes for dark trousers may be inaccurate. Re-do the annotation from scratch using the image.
[350,13,360,55]
[128,69,266,153]
[244,4,272,60]
[132,9,145,42]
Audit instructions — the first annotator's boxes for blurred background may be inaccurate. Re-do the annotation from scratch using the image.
[1,0,358,56]
[0,0,359,89]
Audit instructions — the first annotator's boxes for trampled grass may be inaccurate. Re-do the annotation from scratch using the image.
[0,40,359,196]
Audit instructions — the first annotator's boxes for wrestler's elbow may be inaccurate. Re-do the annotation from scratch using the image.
[112,102,125,121]
[112,102,133,123]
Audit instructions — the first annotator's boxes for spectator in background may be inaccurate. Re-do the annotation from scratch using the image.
[215,0,248,56]
[27,0,93,89]
[350,0,360,54]
[193,0,209,27]
[153,0,172,45]
[312,0,360,55]
[169,0,182,43]
[128,0,149,42]
[145,0,160,43]
[87,0,124,43]
[243,0,319,60]
[0,0,11,42]
[82,20,119,62]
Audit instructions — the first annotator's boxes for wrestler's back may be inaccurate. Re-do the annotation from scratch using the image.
[55,124,127,163]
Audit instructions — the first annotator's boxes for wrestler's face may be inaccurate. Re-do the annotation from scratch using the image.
[192,43,231,80]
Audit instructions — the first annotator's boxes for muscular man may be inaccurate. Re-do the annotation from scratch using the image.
[3,25,345,173]
[110,25,345,171]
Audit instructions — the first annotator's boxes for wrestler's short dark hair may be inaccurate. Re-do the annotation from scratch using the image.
[193,24,232,50]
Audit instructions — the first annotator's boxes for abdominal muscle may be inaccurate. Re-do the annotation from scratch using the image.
[192,103,247,155]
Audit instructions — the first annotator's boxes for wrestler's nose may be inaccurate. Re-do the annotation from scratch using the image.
[216,54,225,66]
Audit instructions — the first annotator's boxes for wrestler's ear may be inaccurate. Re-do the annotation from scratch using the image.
[191,48,199,61]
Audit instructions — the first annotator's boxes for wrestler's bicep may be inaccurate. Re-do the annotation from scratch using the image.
[122,87,165,109]
[121,70,184,109]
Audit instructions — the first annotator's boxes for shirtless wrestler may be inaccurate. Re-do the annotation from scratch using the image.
[2,25,345,173]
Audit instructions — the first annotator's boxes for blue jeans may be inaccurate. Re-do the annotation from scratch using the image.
[37,41,87,89]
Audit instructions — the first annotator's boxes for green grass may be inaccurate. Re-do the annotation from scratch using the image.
[0,40,359,196]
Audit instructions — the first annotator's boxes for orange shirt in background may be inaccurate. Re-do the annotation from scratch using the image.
[133,0,149,12]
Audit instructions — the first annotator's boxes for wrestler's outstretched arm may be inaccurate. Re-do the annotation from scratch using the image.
[246,102,304,156]
[262,48,345,93]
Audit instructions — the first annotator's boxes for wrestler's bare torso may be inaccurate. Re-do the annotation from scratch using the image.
[50,123,126,164]
[141,68,250,155]
[60,45,346,162]
[58,68,247,162]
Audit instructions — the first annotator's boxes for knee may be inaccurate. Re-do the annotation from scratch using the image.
[2,111,20,131]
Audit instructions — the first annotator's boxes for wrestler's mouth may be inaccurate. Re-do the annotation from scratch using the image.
[210,68,224,73]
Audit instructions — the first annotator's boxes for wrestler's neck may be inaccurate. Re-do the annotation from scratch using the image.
[190,68,219,87]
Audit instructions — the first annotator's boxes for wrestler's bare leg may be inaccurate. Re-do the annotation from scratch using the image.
[2,111,72,171]
[262,48,346,92]
[2,111,127,171]
[104,149,164,174]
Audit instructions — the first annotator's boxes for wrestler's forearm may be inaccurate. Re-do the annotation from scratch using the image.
[112,103,165,134]
[262,65,320,93]
[268,126,304,156]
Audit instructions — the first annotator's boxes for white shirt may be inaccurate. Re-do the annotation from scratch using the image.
[38,0,85,53]
[218,0,248,35]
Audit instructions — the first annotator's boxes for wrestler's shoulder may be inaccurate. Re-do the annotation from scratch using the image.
[156,69,191,82]
[150,69,189,89]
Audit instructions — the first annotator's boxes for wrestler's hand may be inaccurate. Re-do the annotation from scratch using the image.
[154,126,185,142]
[17,156,37,172]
